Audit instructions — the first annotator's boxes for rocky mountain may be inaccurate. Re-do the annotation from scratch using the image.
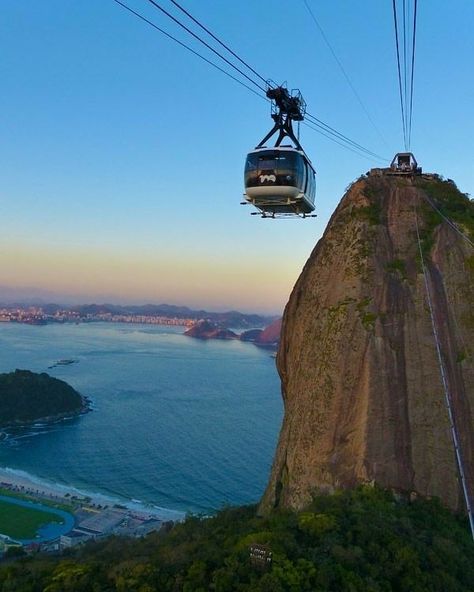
[260,173,474,514]
[185,318,282,348]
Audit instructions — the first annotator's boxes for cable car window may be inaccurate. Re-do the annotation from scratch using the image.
[296,157,305,192]
[244,150,309,189]
[274,152,299,187]
[245,153,261,187]
[259,156,278,171]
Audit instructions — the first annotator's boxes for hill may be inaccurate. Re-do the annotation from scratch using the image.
[260,173,474,514]
[0,370,89,425]
[184,320,239,340]
[2,487,473,590]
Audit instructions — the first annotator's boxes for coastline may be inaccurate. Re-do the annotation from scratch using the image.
[0,397,91,434]
[0,466,185,523]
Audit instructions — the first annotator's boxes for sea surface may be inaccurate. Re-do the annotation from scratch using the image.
[0,322,282,514]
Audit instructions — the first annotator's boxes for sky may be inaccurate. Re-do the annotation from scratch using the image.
[1,0,473,313]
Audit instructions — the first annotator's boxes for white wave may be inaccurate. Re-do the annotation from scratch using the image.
[0,466,185,521]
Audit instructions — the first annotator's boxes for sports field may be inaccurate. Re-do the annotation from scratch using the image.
[0,499,64,539]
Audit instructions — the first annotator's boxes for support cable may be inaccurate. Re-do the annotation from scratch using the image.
[111,0,386,162]
[407,0,418,148]
[414,205,474,541]
[112,0,266,100]
[403,0,408,142]
[418,188,474,364]
[302,121,385,162]
[144,0,267,93]
[302,0,388,147]
[422,193,474,249]
[392,0,408,150]
[168,0,268,86]
[306,112,389,160]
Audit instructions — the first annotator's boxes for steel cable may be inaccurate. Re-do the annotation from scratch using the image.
[302,0,388,147]
[414,203,474,541]
[112,0,387,162]
[306,112,389,160]
[168,0,268,86]
[112,0,266,100]
[392,0,408,150]
[143,0,267,93]
[407,0,418,148]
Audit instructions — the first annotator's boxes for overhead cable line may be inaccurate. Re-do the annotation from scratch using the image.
[168,0,268,86]
[302,0,388,147]
[112,0,266,100]
[392,0,408,150]
[392,0,418,150]
[143,0,267,93]
[414,205,474,541]
[111,0,386,162]
[422,192,474,249]
[306,112,389,161]
[408,0,418,148]
[403,0,408,139]
[303,121,384,162]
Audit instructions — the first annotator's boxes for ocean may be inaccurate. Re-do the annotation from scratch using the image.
[0,322,282,515]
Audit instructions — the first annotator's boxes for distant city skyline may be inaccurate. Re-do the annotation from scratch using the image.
[0,283,281,315]
[2,1,472,313]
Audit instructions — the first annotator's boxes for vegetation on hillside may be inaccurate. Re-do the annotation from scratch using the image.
[2,486,473,591]
[416,177,474,256]
[0,370,87,425]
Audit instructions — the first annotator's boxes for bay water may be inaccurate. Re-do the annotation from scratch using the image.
[0,322,282,515]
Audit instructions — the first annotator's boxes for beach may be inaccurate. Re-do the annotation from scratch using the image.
[0,466,185,522]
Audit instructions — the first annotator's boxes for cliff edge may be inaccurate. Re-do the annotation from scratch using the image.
[260,173,474,514]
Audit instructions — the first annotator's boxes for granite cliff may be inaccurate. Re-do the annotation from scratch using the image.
[260,173,474,514]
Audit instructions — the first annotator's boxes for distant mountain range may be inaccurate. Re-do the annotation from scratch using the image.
[72,303,275,328]
[0,300,277,329]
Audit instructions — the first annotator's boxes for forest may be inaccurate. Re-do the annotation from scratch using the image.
[1,486,473,591]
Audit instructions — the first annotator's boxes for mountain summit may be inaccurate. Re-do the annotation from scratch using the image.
[260,172,474,514]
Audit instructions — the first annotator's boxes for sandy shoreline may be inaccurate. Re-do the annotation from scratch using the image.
[0,466,185,521]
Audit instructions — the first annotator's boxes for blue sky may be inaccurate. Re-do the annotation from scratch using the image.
[1,0,473,312]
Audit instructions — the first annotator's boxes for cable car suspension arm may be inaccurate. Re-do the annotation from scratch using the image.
[256,85,306,150]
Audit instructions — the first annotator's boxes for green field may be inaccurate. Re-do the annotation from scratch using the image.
[0,487,75,512]
[0,499,64,539]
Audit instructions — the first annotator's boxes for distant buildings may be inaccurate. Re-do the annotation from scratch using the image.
[0,306,195,328]
[0,481,168,556]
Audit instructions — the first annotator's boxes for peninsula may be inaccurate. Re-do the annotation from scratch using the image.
[184,317,282,349]
[0,370,89,426]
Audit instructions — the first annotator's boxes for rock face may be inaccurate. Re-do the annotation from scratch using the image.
[260,174,474,514]
[255,318,282,349]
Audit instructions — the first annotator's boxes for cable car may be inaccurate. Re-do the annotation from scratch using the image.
[389,152,422,174]
[244,146,316,215]
[243,85,316,218]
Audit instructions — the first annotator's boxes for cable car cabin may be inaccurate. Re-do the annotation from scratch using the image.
[244,147,316,216]
[389,152,422,175]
